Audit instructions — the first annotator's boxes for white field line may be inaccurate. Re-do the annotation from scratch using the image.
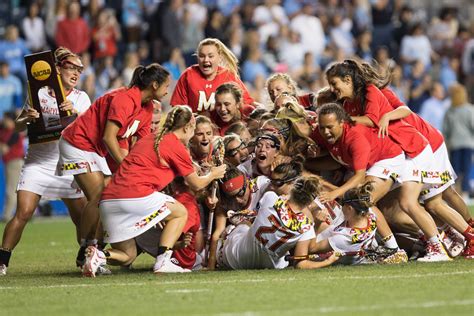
[215,299,474,316]
[165,289,210,294]
[0,270,472,291]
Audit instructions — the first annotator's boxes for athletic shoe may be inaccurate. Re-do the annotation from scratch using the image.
[417,242,452,262]
[82,246,107,277]
[76,246,87,268]
[381,249,408,264]
[461,240,474,259]
[0,264,6,276]
[153,250,191,273]
[441,227,466,258]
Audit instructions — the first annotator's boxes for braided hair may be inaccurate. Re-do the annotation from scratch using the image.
[154,106,193,156]
[54,46,79,66]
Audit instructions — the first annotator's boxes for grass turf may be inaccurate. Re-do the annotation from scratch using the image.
[0,217,473,316]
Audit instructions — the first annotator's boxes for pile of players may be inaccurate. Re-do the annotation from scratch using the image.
[1,38,473,277]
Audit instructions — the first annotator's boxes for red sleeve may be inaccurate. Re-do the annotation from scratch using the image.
[170,70,189,106]
[161,138,195,177]
[347,131,370,171]
[107,92,135,127]
[240,104,255,119]
[298,94,312,108]
[364,85,390,128]
[381,88,405,109]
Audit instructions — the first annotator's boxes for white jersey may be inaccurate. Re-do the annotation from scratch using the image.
[314,198,344,227]
[244,176,271,211]
[222,191,315,270]
[25,88,91,168]
[327,209,378,265]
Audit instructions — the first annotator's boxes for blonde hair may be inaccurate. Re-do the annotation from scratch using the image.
[154,106,193,155]
[54,46,79,65]
[197,38,239,77]
[449,83,468,107]
[266,73,299,98]
[276,100,308,122]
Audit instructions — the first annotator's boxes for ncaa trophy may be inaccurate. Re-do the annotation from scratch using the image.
[24,50,77,144]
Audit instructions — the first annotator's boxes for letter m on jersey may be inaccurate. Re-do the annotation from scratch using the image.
[197,91,215,111]
[122,120,140,139]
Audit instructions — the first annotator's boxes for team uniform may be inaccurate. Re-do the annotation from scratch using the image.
[57,86,153,176]
[170,65,255,120]
[218,191,315,270]
[17,88,90,198]
[382,88,456,200]
[319,209,378,265]
[312,123,405,182]
[100,133,195,243]
[237,155,262,179]
[343,84,440,184]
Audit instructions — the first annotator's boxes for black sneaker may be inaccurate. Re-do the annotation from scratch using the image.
[76,246,86,268]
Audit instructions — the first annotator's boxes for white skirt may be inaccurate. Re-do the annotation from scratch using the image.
[366,153,405,183]
[17,162,84,199]
[57,138,111,176]
[419,143,457,201]
[100,192,174,244]
[399,145,442,184]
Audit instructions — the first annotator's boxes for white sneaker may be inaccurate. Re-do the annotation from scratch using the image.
[417,242,452,262]
[153,250,191,273]
[82,246,107,277]
[0,264,6,276]
[441,227,466,258]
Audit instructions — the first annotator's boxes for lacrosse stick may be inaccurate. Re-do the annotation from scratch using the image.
[204,138,225,265]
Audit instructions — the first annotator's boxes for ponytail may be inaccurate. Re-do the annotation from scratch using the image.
[154,106,193,155]
[197,38,239,77]
[129,63,170,90]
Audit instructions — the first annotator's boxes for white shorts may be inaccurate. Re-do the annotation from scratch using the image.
[399,145,442,184]
[366,153,405,183]
[100,192,174,244]
[57,138,111,176]
[17,162,84,199]
[419,143,457,201]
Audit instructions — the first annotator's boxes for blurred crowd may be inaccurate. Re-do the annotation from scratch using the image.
[0,0,474,216]
[0,0,473,111]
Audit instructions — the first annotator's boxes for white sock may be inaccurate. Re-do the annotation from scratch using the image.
[384,235,399,249]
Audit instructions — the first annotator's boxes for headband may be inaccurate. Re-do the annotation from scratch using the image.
[221,174,245,193]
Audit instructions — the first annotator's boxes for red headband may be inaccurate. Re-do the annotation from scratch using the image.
[222,174,245,193]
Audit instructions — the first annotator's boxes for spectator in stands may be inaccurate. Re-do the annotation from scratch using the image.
[290,2,325,60]
[0,61,22,120]
[407,60,431,113]
[443,83,474,199]
[55,1,90,54]
[0,112,24,222]
[21,1,47,53]
[0,25,30,82]
[419,82,450,131]
[400,23,435,69]
[91,8,121,61]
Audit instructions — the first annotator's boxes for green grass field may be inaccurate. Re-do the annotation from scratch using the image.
[0,217,473,316]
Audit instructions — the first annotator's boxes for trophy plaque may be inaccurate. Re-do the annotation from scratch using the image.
[24,50,77,144]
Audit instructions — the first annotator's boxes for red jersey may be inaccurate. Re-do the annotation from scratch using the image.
[170,65,255,116]
[101,133,195,200]
[214,104,254,136]
[62,87,152,157]
[298,93,315,109]
[311,123,402,171]
[0,127,24,163]
[172,191,200,269]
[343,84,428,158]
[381,88,444,152]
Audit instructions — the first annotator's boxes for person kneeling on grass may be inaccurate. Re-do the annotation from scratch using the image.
[215,176,340,270]
[82,106,226,277]
[300,182,408,267]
